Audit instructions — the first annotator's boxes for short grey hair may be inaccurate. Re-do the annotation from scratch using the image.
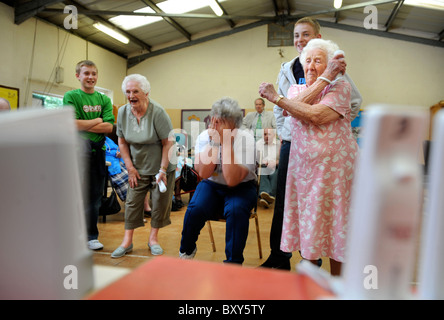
[300,39,340,67]
[210,97,243,129]
[121,74,151,94]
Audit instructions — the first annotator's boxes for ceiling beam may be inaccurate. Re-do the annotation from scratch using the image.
[334,11,340,24]
[142,0,192,41]
[384,0,404,32]
[41,8,276,21]
[216,0,235,28]
[15,0,64,24]
[319,20,444,48]
[285,0,291,16]
[66,0,152,53]
[271,0,279,15]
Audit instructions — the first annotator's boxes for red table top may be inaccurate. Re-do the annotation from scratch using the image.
[88,256,333,300]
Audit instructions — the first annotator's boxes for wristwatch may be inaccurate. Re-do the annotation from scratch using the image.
[275,95,284,105]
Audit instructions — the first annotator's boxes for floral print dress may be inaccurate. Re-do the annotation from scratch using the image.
[280,79,358,262]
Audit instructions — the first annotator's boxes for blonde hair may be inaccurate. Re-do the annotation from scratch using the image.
[295,17,321,36]
[75,60,97,74]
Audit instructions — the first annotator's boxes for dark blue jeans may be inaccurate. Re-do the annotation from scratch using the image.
[180,179,257,264]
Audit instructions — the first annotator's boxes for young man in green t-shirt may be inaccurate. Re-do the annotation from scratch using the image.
[63,60,114,250]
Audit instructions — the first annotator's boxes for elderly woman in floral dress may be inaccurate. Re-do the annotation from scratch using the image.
[259,39,358,275]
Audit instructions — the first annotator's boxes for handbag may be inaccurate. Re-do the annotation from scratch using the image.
[180,164,199,192]
[99,185,121,216]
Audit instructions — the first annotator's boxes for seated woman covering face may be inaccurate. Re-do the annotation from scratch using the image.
[259,39,358,276]
[179,97,257,264]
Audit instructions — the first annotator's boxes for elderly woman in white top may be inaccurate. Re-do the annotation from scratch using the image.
[179,97,257,264]
[111,74,176,258]
[259,39,358,275]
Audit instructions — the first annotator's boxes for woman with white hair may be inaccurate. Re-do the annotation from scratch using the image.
[111,74,176,258]
[179,97,257,264]
[259,39,358,275]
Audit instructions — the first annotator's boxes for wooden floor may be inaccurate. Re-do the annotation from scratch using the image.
[93,194,332,273]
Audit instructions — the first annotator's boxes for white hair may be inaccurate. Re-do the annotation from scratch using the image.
[121,74,151,94]
[300,39,340,67]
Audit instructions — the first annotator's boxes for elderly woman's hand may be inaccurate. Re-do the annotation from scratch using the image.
[259,82,279,105]
[208,117,237,146]
[208,117,222,145]
[322,53,347,81]
[127,166,141,188]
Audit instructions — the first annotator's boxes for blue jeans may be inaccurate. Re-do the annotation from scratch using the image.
[259,167,278,197]
[180,179,257,264]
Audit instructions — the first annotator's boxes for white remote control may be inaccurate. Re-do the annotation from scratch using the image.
[155,173,167,193]
[333,49,344,58]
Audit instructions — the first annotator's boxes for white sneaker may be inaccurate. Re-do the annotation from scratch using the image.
[179,247,197,259]
[88,239,104,250]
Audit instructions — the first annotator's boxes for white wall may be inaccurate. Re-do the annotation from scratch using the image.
[0,3,127,108]
[129,24,444,113]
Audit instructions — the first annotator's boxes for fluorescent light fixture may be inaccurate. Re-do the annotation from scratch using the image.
[109,0,227,31]
[404,0,444,10]
[334,0,343,9]
[93,22,129,44]
[209,0,224,16]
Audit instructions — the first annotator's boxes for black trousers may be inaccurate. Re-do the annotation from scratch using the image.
[269,140,292,260]
[84,140,106,241]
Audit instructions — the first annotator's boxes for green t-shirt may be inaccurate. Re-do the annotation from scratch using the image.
[63,89,115,147]
[116,99,174,175]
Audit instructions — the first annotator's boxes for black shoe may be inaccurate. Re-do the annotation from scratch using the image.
[298,250,322,267]
[171,199,180,211]
[260,256,291,270]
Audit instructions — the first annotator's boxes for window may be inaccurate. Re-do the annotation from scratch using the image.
[32,92,64,109]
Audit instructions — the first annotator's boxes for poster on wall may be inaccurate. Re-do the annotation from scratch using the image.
[181,109,212,150]
[0,85,19,110]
